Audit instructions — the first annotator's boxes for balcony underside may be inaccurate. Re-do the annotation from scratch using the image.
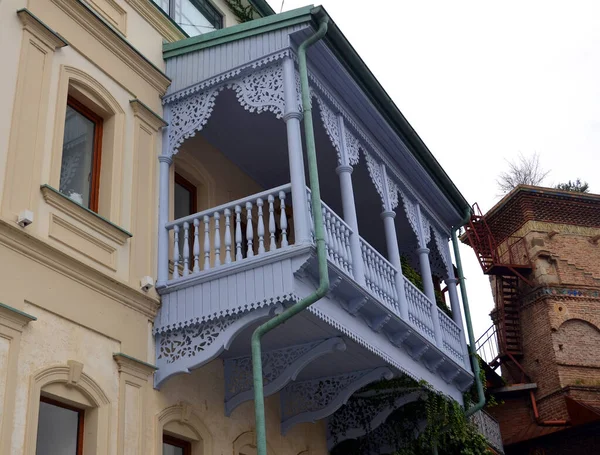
[155,242,472,416]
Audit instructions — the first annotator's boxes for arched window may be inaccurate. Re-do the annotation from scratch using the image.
[156,403,213,455]
[24,362,111,455]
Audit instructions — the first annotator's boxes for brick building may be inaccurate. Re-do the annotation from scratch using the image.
[464,185,600,454]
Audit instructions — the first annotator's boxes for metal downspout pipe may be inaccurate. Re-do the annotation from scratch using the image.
[452,210,485,418]
[431,213,486,454]
[251,14,330,455]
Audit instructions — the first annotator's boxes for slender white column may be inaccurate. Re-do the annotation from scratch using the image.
[417,246,443,346]
[282,57,310,244]
[380,210,409,319]
[157,150,173,285]
[336,164,365,284]
[446,272,470,369]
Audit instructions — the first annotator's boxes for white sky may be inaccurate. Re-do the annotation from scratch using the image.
[267,0,600,338]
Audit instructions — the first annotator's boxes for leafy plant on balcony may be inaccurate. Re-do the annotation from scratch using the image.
[224,0,256,23]
[329,376,489,455]
[401,256,453,318]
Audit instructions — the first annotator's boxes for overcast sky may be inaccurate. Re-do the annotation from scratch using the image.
[267,0,600,338]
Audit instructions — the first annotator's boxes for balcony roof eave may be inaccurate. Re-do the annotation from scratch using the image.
[163,5,470,221]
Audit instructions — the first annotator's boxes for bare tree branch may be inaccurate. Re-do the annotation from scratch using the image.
[496,152,550,194]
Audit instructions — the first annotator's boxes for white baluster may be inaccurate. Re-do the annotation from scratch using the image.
[214,212,221,267]
[268,195,276,251]
[345,228,353,274]
[224,209,232,264]
[362,244,371,290]
[306,193,314,241]
[324,210,333,261]
[235,205,243,261]
[182,222,190,276]
[203,215,210,270]
[246,202,254,257]
[173,225,180,279]
[257,198,265,255]
[193,218,200,273]
[279,191,288,247]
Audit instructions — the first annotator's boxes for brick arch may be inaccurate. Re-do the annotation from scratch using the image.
[554,318,600,368]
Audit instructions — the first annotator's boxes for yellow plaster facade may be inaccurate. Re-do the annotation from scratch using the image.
[0,0,328,453]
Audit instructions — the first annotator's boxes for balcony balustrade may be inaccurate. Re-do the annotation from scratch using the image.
[161,183,465,365]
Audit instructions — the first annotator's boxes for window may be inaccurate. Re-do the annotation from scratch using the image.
[174,173,198,220]
[153,0,223,36]
[59,96,103,211]
[163,434,192,455]
[36,396,84,455]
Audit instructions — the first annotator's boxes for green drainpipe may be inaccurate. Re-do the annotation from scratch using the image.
[431,211,485,454]
[452,210,485,418]
[251,14,330,455]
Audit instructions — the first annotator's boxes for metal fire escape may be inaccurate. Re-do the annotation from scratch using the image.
[465,204,532,383]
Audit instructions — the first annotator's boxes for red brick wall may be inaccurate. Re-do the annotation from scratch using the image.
[487,222,600,445]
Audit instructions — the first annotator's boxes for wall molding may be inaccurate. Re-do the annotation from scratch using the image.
[17,9,68,50]
[124,0,186,42]
[130,99,167,131]
[41,185,132,245]
[48,0,171,94]
[0,219,159,319]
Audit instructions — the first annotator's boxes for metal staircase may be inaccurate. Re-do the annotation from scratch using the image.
[466,204,532,382]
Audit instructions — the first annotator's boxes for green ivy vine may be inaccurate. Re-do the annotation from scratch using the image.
[329,373,491,455]
[224,0,256,23]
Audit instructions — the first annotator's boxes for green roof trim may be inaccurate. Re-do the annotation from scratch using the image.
[162,5,470,214]
[163,5,313,59]
[0,302,37,322]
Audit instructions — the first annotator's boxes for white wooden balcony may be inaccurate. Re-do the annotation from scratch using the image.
[154,184,471,410]
[153,6,475,433]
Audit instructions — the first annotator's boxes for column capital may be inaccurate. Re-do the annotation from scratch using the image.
[283,111,303,122]
[158,155,173,165]
[380,210,396,220]
[335,165,353,175]
[446,278,458,285]
[416,247,430,255]
[0,302,36,334]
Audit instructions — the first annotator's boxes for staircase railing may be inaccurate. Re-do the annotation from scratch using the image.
[475,323,500,366]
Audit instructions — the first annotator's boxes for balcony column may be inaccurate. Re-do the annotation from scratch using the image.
[416,204,443,347]
[157,114,173,285]
[379,166,409,320]
[282,57,310,244]
[336,116,365,285]
[446,270,470,368]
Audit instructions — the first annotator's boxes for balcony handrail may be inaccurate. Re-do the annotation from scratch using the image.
[358,237,398,273]
[438,306,462,333]
[306,187,353,234]
[166,183,293,229]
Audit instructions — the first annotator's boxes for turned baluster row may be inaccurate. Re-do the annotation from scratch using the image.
[323,209,352,274]
[172,192,288,279]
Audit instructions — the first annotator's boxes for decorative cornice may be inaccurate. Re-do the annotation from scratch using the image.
[130,99,167,131]
[0,302,36,332]
[522,286,600,307]
[41,185,132,245]
[123,0,186,42]
[48,0,171,94]
[113,352,157,380]
[17,9,68,49]
[0,219,159,319]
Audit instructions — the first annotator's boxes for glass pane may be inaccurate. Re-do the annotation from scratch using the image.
[163,442,185,455]
[36,401,79,455]
[173,0,217,36]
[60,105,96,209]
[174,182,192,220]
[151,0,169,14]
